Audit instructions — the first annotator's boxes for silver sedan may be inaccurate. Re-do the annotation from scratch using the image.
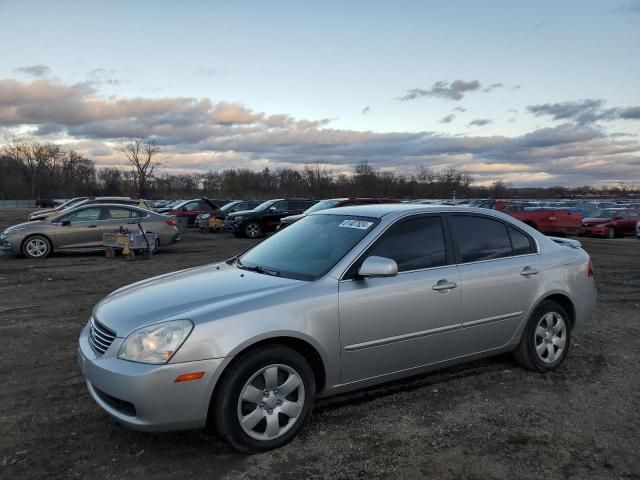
[77,205,596,452]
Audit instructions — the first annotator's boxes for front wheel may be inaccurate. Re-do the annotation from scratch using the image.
[514,300,571,372]
[244,222,262,239]
[22,235,51,259]
[212,345,315,453]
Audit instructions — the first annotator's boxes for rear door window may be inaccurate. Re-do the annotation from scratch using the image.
[105,207,144,219]
[449,215,513,262]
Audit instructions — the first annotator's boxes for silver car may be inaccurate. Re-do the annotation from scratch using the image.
[77,205,596,452]
[1,204,178,258]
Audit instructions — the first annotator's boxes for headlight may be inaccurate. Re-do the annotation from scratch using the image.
[118,319,193,364]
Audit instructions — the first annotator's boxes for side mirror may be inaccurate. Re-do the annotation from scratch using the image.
[61,219,71,226]
[358,256,398,278]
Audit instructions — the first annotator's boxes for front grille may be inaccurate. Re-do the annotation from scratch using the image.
[89,317,116,355]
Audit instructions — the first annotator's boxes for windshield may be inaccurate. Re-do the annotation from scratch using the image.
[238,214,379,281]
[304,199,341,214]
[254,199,279,211]
[220,201,243,213]
[589,209,616,218]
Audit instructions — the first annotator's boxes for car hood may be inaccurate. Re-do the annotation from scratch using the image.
[93,262,305,336]
[281,214,304,224]
[227,209,259,218]
[3,220,43,234]
[582,217,612,225]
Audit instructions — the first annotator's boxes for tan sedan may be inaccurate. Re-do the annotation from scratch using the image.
[1,204,179,258]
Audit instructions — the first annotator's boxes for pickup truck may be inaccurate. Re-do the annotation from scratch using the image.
[476,200,583,235]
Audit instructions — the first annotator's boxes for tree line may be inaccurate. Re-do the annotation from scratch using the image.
[1,138,638,201]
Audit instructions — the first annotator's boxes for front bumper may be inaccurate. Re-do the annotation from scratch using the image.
[224,219,242,232]
[77,323,225,432]
[582,225,608,237]
[0,235,18,254]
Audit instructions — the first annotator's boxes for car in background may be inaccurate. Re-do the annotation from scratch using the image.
[77,204,595,452]
[35,198,63,208]
[1,204,178,258]
[225,198,316,238]
[196,200,262,232]
[28,196,90,221]
[278,197,400,229]
[581,208,640,238]
[477,199,583,235]
[636,220,640,239]
[28,197,152,222]
[162,198,231,226]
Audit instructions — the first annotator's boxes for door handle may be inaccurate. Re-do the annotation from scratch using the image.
[432,280,457,291]
[520,266,539,276]
[88,225,97,228]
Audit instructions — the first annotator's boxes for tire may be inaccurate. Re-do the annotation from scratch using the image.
[22,235,52,259]
[607,227,615,239]
[514,300,571,372]
[212,345,316,453]
[244,222,262,239]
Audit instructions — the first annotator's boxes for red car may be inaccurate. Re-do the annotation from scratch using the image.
[477,200,583,235]
[581,208,640,238]
[166,198,229,226]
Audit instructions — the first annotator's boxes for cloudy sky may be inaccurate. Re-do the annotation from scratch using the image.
[1,0,639,186]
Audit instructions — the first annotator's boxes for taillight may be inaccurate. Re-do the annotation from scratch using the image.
[166,218,177,226]
[587,258,593,277]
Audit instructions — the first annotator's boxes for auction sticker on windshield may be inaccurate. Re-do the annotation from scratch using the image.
[339,219,374,229]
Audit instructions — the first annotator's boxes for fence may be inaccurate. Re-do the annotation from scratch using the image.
[0,200,36,208]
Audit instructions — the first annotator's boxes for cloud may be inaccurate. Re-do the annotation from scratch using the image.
[14,65,51,78]
[440,114,455,123]
[1,77,640,186]
[361,106,370,115]
[86,68,123,86]
[527,99,640,124]
[483,83,504,93]
[468,118,492,127]
[399,79,481,101]
[453,107,466,113]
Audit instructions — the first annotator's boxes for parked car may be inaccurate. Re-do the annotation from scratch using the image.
[28,196,90,221]
[581,208,640,238]
[225,198,316,238]
[77,204,595,452]
[196,200,262,232]
[477,199,583,235]
[278,198,400,229]
[28,197,152,222]
[162,198,231,226]
[1,204,178,258]
[35,198,62,208]
[636,221,640,239]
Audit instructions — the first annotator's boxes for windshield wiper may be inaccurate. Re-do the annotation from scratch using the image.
[236,259,280,276]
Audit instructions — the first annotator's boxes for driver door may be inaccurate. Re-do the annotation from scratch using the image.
[338,215,462,384]
[54,207,104,249]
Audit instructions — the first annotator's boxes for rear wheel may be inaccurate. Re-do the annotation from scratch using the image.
[514,300,571,372]
[22,235,51,259]
[212,345,315,453]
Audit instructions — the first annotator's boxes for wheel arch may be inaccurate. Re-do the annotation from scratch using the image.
[536,292,576,330]
[206,335,327,426]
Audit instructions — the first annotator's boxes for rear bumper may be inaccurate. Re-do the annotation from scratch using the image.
[78,323,225,432]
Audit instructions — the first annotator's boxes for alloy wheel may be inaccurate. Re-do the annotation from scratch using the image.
[534,312,567,363]
[237,364,305,441]
[25,238,48,257]
[245,223,261,238]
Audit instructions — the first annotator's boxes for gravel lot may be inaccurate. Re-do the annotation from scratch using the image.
[1,208,639,480]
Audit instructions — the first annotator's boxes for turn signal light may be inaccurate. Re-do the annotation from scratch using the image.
[175,372,205,383]
[166,218,177,226]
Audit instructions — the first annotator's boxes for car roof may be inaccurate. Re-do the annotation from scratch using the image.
[311,203,487,219]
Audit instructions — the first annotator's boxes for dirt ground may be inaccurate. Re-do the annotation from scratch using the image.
[0,208,638,480]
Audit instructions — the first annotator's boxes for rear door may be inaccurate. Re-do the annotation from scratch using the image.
[338,215,462,383]
[447,214,542,352]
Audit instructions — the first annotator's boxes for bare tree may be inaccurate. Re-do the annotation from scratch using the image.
[121,138,162,198]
